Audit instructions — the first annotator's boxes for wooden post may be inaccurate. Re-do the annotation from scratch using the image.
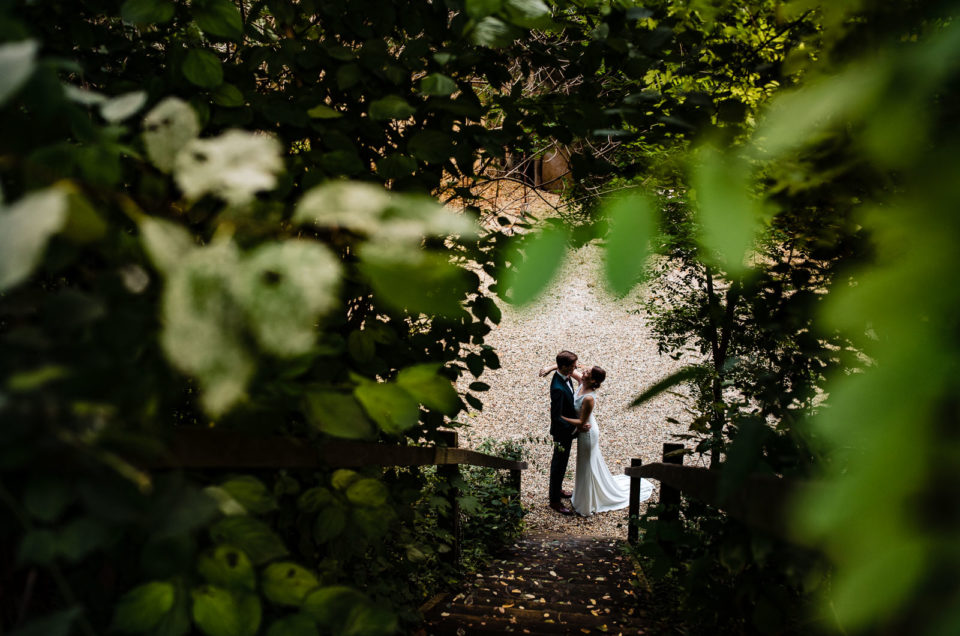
[628,458,643,544]
[437,431,462,568]
[661,443,684,523]
[509,468,521,504]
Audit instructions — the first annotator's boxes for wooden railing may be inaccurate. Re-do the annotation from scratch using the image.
[625,443,817,543]
[143,429,528,567]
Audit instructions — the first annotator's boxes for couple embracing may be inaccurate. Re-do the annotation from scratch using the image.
[541,350,653,517]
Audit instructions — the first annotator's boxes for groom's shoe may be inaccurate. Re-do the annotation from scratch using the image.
[549,502,575,516]
[561,489,573,498]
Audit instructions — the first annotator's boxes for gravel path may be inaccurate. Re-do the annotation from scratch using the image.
[457,238,698,538]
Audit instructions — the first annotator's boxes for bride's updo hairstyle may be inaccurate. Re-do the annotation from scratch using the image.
[589,366,606,388]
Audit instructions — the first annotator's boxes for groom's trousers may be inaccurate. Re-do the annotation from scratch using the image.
[548,433,573,503]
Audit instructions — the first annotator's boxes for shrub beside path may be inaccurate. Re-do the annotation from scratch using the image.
[456,241,696,538]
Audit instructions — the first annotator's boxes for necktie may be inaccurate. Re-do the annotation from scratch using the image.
[566,377,573,392]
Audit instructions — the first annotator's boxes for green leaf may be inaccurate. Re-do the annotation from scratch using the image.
[198,545,257,591]
[352,507,391,540]
[303,392,377,440]
[193,0,244,40]
[630,366,709,407]
[503,0,552,28]
[231,241,341,356]
[396,364,460,414]
[312,506,346,543]
[139,217,195,274]
[6,365,69,392]
[262,562,320,606]
[297,487,333,513]
[318,150,365,175]
[220,476,278,515]
[832,540,925,628]
[204,486,247,517]
[100,91,147,122]
[691,146,762,275]
[368,95,416,121]
[302,586,369,630]
[717,419,770,503]
[470,16,521,48]
[23,476,71,522]
[501,226,568,305]
[62,189,107,243]
[348,329,375,362]
[174,129,283,205]
[8,607,81,636]
[212,83,245,108]
[142,97,202,173]
[331,469,359,491]
[191,586,260,636]
[419,73,457,96]
[752,64,884,159]
[375,153,417,179]
[345,478,388,508]
[336,64,362,90]
[354,381,421,435]
[358,249,470,316]
[209,517,289,565]
[58,517,111,562]
[293,181,390,235]
[307,104,342,119]
[121,0,175,24]
[17,529,58,565]
[153,581,192,636]
[466,0,502,19]
[457,495,481,513]
[0,188,68,292]
[266,614,319,636]
[112,581,175,633]
[603,192,657,296]
[182,49,224,89]
[342,604,398,636]
[0,40,38,106]
[159,240,254,417]
[408,130,454,164]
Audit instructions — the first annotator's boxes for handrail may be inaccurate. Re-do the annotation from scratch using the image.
[625,444,819,542]
[143,428,526,570]
[143,429,528,471]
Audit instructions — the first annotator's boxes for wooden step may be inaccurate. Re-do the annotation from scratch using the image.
[421,535,651,635]
[425,612,647,635]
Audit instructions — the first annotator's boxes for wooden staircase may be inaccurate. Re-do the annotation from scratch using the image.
[420,535,653,635]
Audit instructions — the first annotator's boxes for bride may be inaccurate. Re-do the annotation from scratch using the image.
[541,363,653,516]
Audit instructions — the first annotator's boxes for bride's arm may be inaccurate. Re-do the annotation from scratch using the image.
[538,362,584,381]
[561,396,594,432]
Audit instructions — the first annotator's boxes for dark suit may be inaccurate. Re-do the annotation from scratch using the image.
[549,372,579,504]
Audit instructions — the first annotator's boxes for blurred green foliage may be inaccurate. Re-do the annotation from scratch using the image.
[2,0,957,633]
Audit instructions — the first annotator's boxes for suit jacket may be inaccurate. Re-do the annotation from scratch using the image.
[550,372,579,440]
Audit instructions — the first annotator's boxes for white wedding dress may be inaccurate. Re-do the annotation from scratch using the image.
[571,388,654,517]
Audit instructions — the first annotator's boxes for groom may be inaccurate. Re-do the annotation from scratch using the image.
[548,350,587,515]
